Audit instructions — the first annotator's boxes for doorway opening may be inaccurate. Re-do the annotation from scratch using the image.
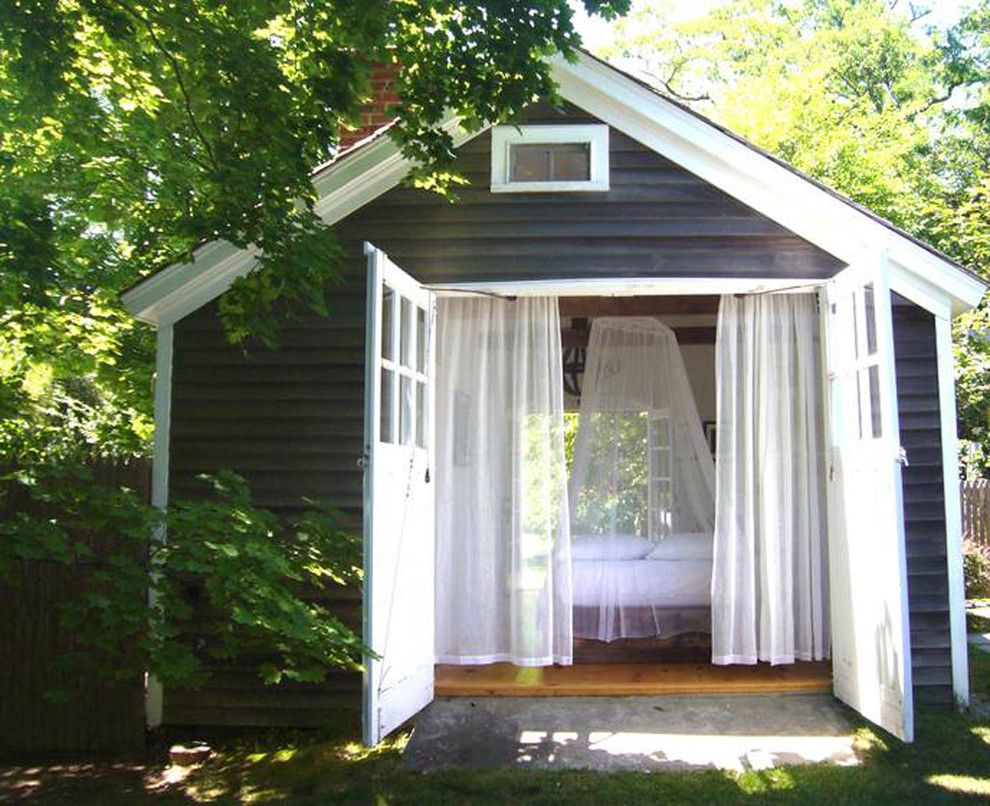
[432,293,830,696]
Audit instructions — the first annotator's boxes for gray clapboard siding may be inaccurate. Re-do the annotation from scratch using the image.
[166,288,367,728]
[892,293,953,708]
[164,101,849,728]
[333,102,844,284]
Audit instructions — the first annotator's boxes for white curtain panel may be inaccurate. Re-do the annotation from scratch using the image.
[711,293,829,665]
[434,296,572,666]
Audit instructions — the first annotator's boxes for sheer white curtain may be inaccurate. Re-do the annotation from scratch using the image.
[711,293,829,665]
[434,296,572,666]
[568,317,717,642]
[569,317,716,542]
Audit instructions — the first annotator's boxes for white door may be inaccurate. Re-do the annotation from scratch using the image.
[822,256,914,741]
[362,242,436,746]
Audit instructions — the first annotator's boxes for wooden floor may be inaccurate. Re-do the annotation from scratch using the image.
[435,661,832,697]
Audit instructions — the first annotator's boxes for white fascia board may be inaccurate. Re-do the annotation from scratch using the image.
[553,53,986,315]
[430,276,823,297]
[123,115,480,327]
[889,259,952,322]
[121,240,257,326]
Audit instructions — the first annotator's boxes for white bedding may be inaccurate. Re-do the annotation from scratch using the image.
[571,558,712,609]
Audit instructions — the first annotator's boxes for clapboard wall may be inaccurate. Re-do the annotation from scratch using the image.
[892,293,953,708]
[166,101,848,728]
[165,290,366,728]
[332,102,844,284]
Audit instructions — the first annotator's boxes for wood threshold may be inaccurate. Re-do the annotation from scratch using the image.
[435,662,832,697]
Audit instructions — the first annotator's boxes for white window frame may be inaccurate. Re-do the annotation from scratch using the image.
[490,124,609,193]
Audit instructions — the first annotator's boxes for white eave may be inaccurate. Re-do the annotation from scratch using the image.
[121,51,986,327]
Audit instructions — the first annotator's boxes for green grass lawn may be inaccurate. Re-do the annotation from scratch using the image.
[169,648,990,803]
[5,653,990,804]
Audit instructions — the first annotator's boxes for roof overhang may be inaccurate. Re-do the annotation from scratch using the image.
[122,51,986,326]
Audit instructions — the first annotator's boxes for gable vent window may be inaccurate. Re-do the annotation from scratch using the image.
[492,124,609,193]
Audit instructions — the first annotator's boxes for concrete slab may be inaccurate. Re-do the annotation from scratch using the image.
[404,694,860,773]
[968,632,990,653]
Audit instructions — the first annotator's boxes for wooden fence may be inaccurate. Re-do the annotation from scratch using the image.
[0,458,151,756]
[962,478,990,549]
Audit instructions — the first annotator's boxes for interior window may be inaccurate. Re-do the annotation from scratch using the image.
[648,414,673,538]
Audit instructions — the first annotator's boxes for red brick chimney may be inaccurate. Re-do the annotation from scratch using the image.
[339,64,400,151]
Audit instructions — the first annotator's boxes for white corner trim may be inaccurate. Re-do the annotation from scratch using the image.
[935,314,969,706]
[551,53,986,315]
[145,322,173,729]
[150,323,172,511]
[490,123,609,192]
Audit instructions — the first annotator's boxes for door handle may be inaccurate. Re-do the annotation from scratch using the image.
[357,455,368,470]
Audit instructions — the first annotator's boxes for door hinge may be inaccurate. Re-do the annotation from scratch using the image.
[897,447,909,467]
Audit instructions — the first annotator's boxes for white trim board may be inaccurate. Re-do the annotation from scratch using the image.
[430,277,825,297]
[121,51,986,327]
[145,322,173,729]
[936,314,969,706]
[490,123,609,193]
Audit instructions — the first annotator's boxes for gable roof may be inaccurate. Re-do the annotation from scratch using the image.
[578,51,984,288]
[121,50,986,326]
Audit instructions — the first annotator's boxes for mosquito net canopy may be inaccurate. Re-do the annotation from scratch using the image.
[569,317,716,546]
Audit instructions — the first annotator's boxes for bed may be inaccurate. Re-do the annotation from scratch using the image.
[571,533,713,642]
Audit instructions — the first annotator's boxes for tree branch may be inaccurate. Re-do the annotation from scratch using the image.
[907,81,965,120]
[642,66,711,103]
[908,4,932,25]
[107,0,221,175]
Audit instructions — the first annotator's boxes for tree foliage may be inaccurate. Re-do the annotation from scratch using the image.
[604,0,990,473]
[1,464,364,695]
[0,0,628,463]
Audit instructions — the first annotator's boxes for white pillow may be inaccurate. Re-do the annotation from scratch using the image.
[644,532,714,561]
[570,534,653,561]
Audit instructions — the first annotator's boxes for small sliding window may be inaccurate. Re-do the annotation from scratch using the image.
[491,124,609,193]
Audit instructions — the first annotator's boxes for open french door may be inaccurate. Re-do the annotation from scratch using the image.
[362,242,436,746]
[822,255,914,741]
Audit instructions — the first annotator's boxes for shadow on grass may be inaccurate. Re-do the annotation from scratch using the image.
[0,757,179,804]
[171,708,990,804]
[5,650,990,804]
